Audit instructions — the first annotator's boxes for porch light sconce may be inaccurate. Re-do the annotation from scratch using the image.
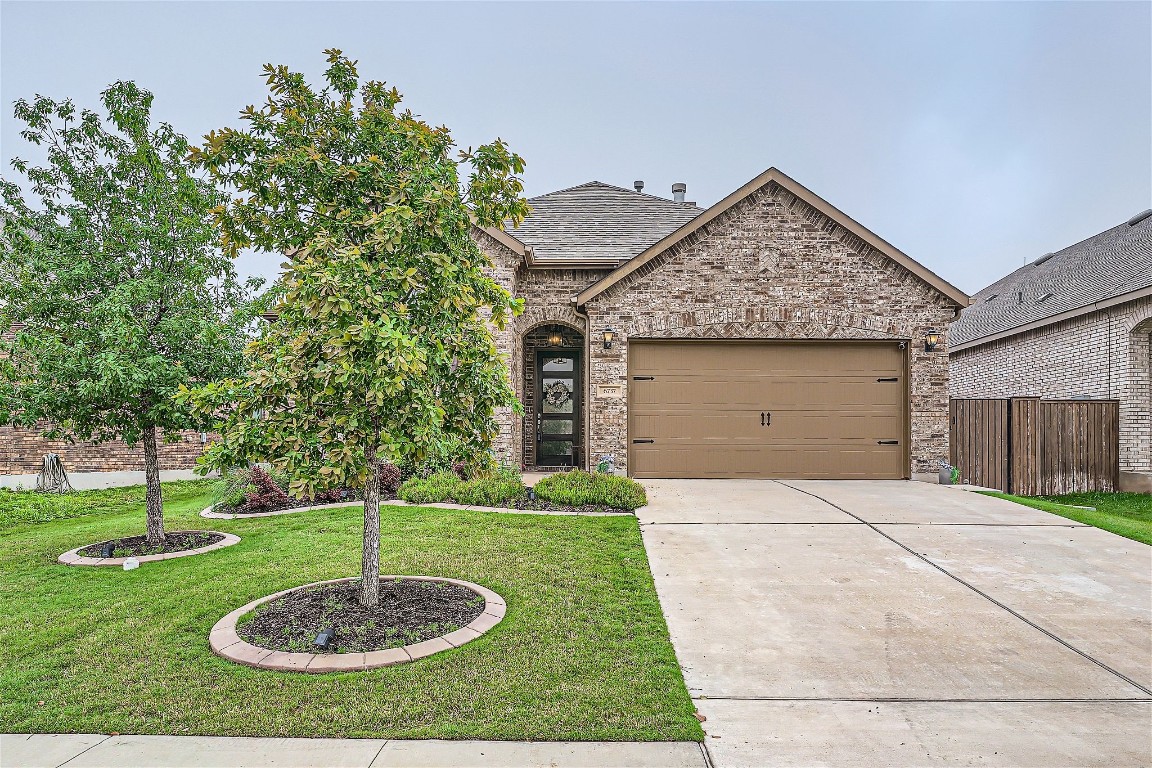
[548,330,564,347]
[924,329,941,352]
[602,327,616,350]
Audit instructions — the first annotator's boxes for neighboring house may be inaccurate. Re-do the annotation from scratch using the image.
[0,325,207,477]
[949,210,1152,492]
[478,167,968,480]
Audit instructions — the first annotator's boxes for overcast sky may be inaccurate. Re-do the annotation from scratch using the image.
[2,1,1149,295]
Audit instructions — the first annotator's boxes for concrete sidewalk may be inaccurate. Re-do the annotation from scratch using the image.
[0,734,707,768]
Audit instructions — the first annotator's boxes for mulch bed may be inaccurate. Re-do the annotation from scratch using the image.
[507,498,633,515]
[237,578,487,654]
[220,492,383,516]
[78,531,225,558]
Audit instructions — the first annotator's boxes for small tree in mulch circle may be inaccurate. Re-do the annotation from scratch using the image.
[179,50,528,609]
[0,82,261,548]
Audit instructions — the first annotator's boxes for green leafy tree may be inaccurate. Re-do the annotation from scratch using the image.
[0,82,260,546]
[180,50,528,608]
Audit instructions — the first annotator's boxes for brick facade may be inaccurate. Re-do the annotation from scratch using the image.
[0,427,207,475]
[482,180,961,477]
[949,294,1152,476]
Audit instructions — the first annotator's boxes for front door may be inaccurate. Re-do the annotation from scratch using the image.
[536,351,582,467]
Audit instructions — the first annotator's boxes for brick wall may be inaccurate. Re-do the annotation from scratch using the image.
[949,295,1152,473]
[0,427,207,475]
[582,181,960,477]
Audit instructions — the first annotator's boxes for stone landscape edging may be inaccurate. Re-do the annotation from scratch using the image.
[203,499,637,519]
[200,500,363,519]
[209,575,506,673]
[58,532,241,567]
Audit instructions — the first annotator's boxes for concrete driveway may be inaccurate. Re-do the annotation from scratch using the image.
[639,480,1152,767]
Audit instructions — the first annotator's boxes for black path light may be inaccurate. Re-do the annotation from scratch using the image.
[314,628,335,650]
[100,541,116,558]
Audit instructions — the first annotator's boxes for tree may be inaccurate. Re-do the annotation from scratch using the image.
[0,82,259,546]
[180,50,529,608]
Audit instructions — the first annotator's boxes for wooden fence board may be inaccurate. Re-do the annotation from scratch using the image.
[950,398,1118,495]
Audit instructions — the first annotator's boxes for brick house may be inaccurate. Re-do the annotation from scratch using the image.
[0,325,208,478]
[3,167,969,481]
[949,210,1152,492]
[479,167,968,480]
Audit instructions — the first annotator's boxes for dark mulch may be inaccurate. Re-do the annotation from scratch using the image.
[238,578,488,654]
[78,531,225,558]
[507,498,633,515]
[221,492,385,516]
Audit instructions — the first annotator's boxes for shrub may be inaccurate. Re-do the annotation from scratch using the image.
[533,470,647,510]
[398,471,462,505]
[397,468,525,507]
[243,466,291,511]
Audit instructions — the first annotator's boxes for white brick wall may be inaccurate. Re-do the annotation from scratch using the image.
[949,295,1152,473]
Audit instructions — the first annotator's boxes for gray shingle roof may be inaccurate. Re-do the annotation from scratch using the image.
[950,213,1152,347]
[509,181,703,262]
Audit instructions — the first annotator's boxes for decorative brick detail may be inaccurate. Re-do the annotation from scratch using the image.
[950,295,1152,473]
[0,427,208,475]
[582,184,958,477]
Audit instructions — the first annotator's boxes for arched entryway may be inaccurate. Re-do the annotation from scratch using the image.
[521,323,585,469]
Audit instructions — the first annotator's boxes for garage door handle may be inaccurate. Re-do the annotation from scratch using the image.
[632,439,655,444]
[877,377,898,382]
[632,376,655,381]
[761,411,771,427]
[877,440,899,445]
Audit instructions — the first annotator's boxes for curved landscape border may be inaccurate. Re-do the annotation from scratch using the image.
[209,576,506,673]
[59,531,241,566]
[201,500,362,519]
[203,499,634,519]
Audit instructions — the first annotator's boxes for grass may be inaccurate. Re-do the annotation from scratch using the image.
[979,491,1152,546]
[0,479,218,529]
[0,481,702,741]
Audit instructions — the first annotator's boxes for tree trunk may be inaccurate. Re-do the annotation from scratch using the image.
[142,425,166,548]
[360,446,382,609]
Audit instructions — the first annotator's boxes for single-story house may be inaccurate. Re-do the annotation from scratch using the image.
[478,167,968,480]
[2,167,970,483]
[948,210,1152,492]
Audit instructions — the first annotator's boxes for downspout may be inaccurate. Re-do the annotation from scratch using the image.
[575,297,592,471]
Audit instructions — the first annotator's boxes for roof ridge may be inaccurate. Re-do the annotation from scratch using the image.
[527,180,703,209]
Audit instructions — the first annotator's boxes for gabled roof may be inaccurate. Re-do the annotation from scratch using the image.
[576,167,969,307]
[950,213,1152,350]
[507,181,703,264]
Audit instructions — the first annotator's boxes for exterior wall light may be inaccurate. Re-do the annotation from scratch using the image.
[602,327,616,350]
[924,329,941,352]
[548,330,564,346]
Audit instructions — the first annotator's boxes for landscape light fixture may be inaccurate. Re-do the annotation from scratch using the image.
[100,541,116,558]
[314,628,335,650]
[602,327,616,350]
[924,329,941,352]
[528,488,536,502]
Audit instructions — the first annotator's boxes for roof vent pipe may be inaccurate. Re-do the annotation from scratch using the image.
[672,182,687,203]
[634,180,644,193]
[1127,209,1152,226]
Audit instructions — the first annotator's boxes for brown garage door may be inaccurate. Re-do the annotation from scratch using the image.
[628,341,907,479]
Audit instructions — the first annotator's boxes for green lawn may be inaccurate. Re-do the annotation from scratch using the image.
[0,482,702,741]
[980,491,1152,546]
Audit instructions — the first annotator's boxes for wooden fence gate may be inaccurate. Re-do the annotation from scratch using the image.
[949,398,1119,495]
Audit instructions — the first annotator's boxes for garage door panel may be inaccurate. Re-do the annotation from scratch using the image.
[633,411,902,441]
[629,341,907,479]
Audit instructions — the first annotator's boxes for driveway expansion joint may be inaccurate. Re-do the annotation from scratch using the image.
[774,480,1152,698]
